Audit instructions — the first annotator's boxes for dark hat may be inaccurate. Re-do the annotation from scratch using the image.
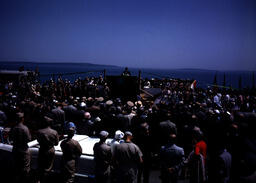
[125,131,133,137]
[44,116,53,122]
[160,120,177,135]
[99,131,109,138]
[192,126,203,140]
[115,98,122,104]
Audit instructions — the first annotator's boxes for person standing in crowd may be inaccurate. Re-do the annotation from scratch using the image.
[51,102,65,135]
[113,131,143,183]
[11,112,31,183]
[109,130,124,153]
[109,130,124,183]
[0,104,7,126]
[208,147,232,183]
[186,127,207,183]
[159,127,185,183]
[61,126,82,183]
[37,116,59,183]
[192,127,207,166]
[93,131,112,183]
[121,67,131,76]
[136,122,152,183]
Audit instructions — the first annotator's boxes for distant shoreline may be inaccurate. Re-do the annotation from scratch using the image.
[0,61,255,72]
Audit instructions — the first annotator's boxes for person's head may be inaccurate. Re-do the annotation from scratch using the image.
[56,102,63,108]
[15,112,24,124]
[192,126,204,143]
[42,116,53,128]
[114,130,124,140]
[67,127,75,139]
[99,131,109,142]
[124,131,133,142]
[84,112,91,119]
[65,122,76,133]
[140,122,150,136]
[168,133,177,144]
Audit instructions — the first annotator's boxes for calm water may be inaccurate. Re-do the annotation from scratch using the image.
[0,62,255,89]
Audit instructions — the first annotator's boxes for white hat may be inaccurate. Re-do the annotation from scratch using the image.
[95,117,101,122]
[106,100,113,105]
[115,130,124,140]
[80,102,86,107]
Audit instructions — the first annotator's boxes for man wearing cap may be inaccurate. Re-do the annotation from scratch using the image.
[108,130,125,182]
[123,101,136,131]
[36,116,59,183]
[11,112,31,183]
[109,130,124,153]
[93,131,112,183]
[61,127,82,183]
[113,131,143,183]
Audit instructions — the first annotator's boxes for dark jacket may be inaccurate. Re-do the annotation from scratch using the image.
[160,143,185,182]
[93,141,112,176]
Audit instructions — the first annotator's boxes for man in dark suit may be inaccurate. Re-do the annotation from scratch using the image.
[159,129,185,183]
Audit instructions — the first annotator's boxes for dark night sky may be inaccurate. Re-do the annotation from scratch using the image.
[0,0,256,70]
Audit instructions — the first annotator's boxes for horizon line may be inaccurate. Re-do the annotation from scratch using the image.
[0,60,255,72]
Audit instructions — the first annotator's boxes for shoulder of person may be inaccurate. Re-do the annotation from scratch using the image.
[174,144,184,152]
[131,142,142,152]
[103,143,111,150]
[60,139,68,146]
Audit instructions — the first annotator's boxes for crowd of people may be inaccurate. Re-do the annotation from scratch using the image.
[0,69,256,183]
